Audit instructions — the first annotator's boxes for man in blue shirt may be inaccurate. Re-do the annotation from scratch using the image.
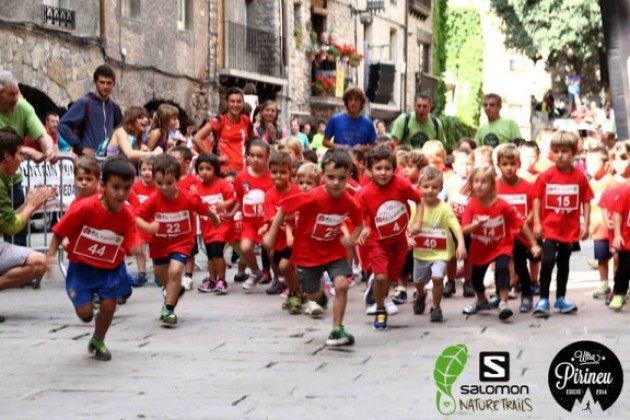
[323,87,376,149]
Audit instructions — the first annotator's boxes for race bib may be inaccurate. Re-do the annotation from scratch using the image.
[374,200,408,239]
[155,211,192,237]
[414,228,448,251]
[233,211,243,235]
[499,194,527,220]
[312,213,347,241]
[472,215,506,244]
[243,189,265,218]
[449,193,469,219]
[546,184,579,211]
[73,226,124,263]
[201,193,222,216]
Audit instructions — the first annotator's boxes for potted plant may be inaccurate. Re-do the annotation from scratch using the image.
[349,53,364,68]
[294,26,303,50]
[305,31,318,61]
[327,45,341,61]
[311,75,336,96]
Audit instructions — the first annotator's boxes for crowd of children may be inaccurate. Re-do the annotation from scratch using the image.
[45,129,630,361]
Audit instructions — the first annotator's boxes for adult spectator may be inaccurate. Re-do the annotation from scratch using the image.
[374,119,391,140]
[0,128,57,322]
[0,71,59,247]
[58,64,123,157]
[566,69,581,113]
[475,93,521,148]
[391,93,445,148]
[323,87,376,149]
[24,111,59,152]
[105,106,162,160]
[289,118,310,150]
[255,100,286,146]
[310,119,328,154]
[193,87,257,173]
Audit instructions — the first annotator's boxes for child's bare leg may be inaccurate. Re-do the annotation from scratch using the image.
[280,259,299,292]
[332,275,349,327]
[75,302,95,323]
[94,298,116,339]
[240,238,260,272]
[432,277,444,308]
[373,274,389,309]
[166,260,186,306]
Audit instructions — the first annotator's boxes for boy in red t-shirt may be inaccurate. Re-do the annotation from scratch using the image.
[259,152,301,309]
[234,140,274,291]
[462,166,540,321]
[195,153,235,294]
[357,147,421,330]
[129,156,156,287]
[264,150,363,347]
[48,157,140,361]
[532,131,594,317]
[610,183,630,310]
[135,155,219,327]
[495,144,537,312]
[173,146,200,291]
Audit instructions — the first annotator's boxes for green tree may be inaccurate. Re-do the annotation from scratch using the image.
[432,0,448,115]
[445,7,484,127]
[489,0,603,70]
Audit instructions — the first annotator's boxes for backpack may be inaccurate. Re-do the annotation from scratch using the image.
[401,112,440,148]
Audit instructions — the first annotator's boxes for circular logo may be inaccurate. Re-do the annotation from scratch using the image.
[483,133,500,148]
[548,340,623,412]
[410,132,429,149]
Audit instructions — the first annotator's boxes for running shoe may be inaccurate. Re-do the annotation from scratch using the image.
[592,284,611,300]
[366,298,399,315]
[197,277,217,293]
[373,308,388,330]
[519,295,533,313]
[554,297,577,314]
[304,300,324,318]
[430,307,444,323]
[488,294,500,308]
[507,287,518,300]
[391,288,408,305]
[132,272,148,288]
[181,275,194,291]
[443,280,456,297]
[266,280,287,295]
[532,298,550,318]
[160,306,178,326]
[242,271,264,291]
[214,279,228,295]
[363,274,375,306]
[286,292,302,314]
[530,282,540,295]
[413,292,427,315]
[326,326,355,346]
[609,295,625,311]
[463,281,476,298]
[462,300,492,315]
[88,338,112,361]
[279,288,290,299]
[233,272,249,283]
[498,302,513,321]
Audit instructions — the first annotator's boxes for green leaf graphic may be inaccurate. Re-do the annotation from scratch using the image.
[434,344,468,415]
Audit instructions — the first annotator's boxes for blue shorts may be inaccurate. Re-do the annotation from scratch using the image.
[66,261,132,308]
[153,252,189,266]
[594,239,612,261]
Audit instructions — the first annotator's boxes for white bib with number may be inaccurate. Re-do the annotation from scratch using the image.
[311,213,347,241]
[155,211,191,237]
[414,228,448,251]
[374,200,408,239]
[243,189,265,218]
[546,184,579,212]
[472,215,506,244]
[74,226,124,263]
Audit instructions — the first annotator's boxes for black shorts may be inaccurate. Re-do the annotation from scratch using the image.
[204,242,226,259]
[400,249,414,277]
[297,259,351,294]
[191,241,199,257]
[273,247,292,265]
[594,239,612,261]
[453,233,472,253]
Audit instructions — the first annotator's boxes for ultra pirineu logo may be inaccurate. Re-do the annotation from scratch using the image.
[434,344,533,415]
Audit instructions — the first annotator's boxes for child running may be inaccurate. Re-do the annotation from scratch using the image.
[264,149,363,346]
[48,156,139,361]
[610,179,630,310]
[135,154,220,327]
[195,152,235,294]
[129,156,156,287]
[532,131,593,317]
[462,166,541,321]
[357,146,421,330]
[409,166,466,322]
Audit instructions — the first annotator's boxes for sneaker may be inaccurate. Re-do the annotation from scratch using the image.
[430,307,444,322]
[413,292,427,315]
[592,283,611,300]
[233,272,249,283]
[132,272,148,288]
[443,280,456,298]
[88,338,112,361]
[463,282,475,298]
[286,292,302,315]
[605,290,615,306]
[197,277,217,293]
[160,306,178,327]
[214,279,228,295]
[363,275,375,306]
[532,298,550,318]
[498,302,513,321]
[242,272,264,291]
[366,299,399,315]
[373,309,388,330]
[554,297,577,314]
[326,326,355,347]
[609,294,625,311]
[488,294,500,308]
[266,280,287,295]
[531,283,540,296]
[507,287,518,300]
[519,296,533,313]
[391,288,408,305]
[182,275,194,291]
[304,300,324,318]
[462,300,492,315]
[279,288,290,299]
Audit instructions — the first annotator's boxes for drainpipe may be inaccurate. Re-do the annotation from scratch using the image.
[281,0,291,126]
[403,0,409,112]
[99,0,106,47]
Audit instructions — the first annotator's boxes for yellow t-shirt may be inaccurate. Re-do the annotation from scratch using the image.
[413,200,461,261]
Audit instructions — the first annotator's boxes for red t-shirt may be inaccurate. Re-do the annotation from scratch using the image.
[534,166,594,243]
[600,182,629,244]
[280,186,362,267]
[357,175,420,245]
[178,174,201,241]
[210,114,252,173]
[234,169,273,220]
[53,195,139,269]
[497,177,534,244]
[264,184,300,250]
[613,184,630,251]
[196,178,235,243]
[129,180,157,243]
[135,188,210,258]
[462,197,522,266]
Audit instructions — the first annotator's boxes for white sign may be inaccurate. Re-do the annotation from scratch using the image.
[20,159,75,213]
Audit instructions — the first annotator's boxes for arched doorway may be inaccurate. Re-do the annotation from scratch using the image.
[144,99,190,128]
[18,84,63,122]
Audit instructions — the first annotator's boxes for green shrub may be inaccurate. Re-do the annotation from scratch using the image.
[438,115,477,151]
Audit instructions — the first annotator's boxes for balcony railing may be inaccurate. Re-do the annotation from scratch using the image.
[223,21,284,78]
[409,0,431,18]
[42,4,75,30]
